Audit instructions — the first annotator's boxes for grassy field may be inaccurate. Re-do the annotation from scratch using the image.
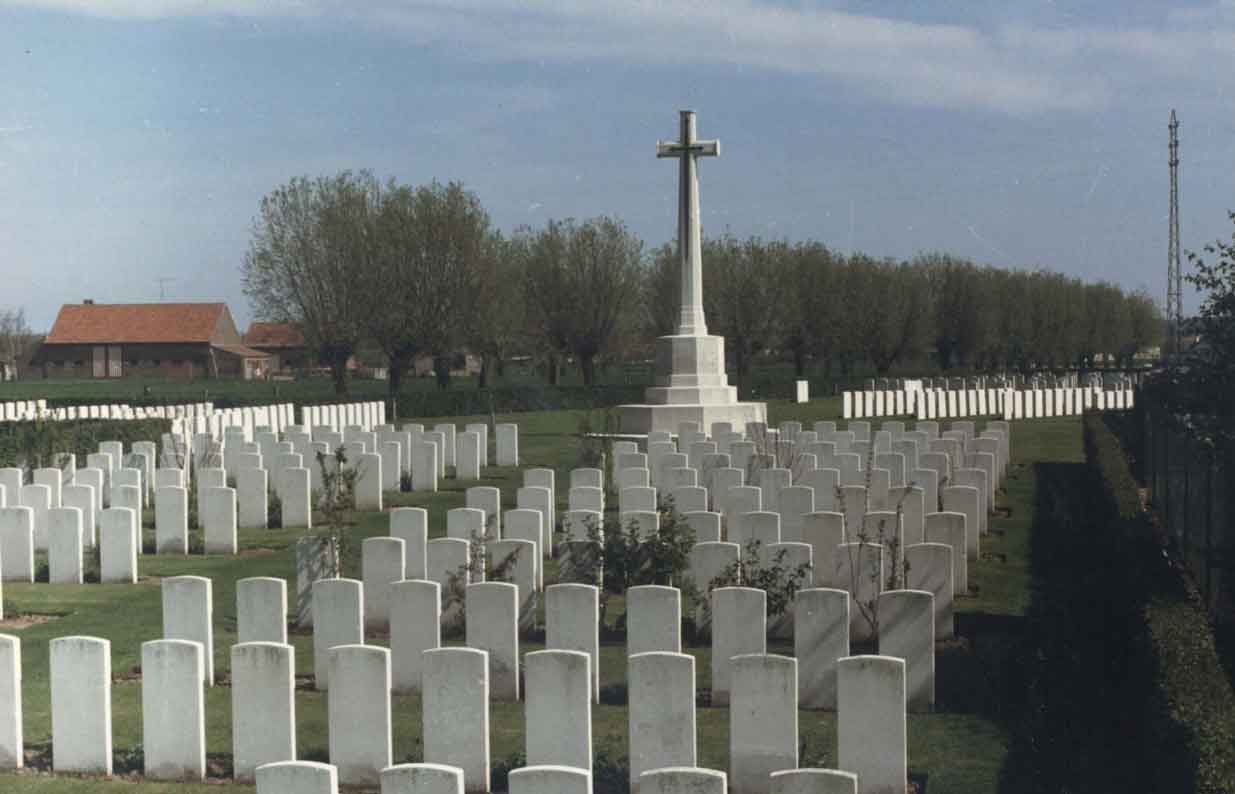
[0,397,1084,792]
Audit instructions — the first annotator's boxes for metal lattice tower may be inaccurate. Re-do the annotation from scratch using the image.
[1168,109,1182,356]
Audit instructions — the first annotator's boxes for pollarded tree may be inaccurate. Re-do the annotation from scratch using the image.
[470,232,528,388]
[782,241,842,377]
[643,242,679,340]
[518,216,644,386]
[1123,288,1162,366]
[1080,281,1129,368]
[849,255,931,375]
[919,253,989,371]
[0,308,33,379]
[242,171,379,395]
[703,235,788,381]
[367,180,492,397]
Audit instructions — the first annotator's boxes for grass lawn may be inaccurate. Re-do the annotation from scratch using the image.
[0,398,1084,792]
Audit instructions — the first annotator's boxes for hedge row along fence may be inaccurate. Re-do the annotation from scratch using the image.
[1085,413,1235,793]
[0,418,172,472]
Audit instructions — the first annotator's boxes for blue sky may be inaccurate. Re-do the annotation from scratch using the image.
[2,0,1233,331]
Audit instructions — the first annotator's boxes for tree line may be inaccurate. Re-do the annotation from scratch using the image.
[242,171,1162,396]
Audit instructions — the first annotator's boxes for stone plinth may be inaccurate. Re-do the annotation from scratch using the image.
[621,334,766,435]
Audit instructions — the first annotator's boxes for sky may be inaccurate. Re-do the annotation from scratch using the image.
[2,0,1234,332]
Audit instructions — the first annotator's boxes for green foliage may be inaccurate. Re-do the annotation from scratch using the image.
[0,418,170,472]
[1086,414,1235,793]
[515,216,645,386]
[555,504,696,630]
[706,537,812,620]
[443,525,522,635]
[314,447,359,571]
[266,490,283,530]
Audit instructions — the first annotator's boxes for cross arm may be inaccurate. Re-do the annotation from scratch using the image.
[656,140,720,158]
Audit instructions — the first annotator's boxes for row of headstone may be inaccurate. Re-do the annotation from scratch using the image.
[0,578,912,791]
[842,384,1137,420]
[171,402,297,440]
[1000,386,1135,420]
[0,399,212,424]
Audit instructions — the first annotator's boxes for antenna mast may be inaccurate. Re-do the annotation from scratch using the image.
[1167,109,1182,358]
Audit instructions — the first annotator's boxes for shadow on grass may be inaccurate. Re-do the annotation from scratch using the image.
[994,461,1152,794]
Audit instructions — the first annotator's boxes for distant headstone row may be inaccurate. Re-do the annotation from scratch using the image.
[843,384,1136,420]
[0,400,214,424]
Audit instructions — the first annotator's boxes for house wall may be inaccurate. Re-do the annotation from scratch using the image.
[37,343,214,379]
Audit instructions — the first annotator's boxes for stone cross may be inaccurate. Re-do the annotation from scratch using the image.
[658,110,718,337]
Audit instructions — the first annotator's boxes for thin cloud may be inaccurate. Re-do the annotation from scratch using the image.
[6,0,1235,114]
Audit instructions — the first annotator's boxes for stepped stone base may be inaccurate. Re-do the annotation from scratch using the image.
[618,402,767,436]
[619,333,766,435]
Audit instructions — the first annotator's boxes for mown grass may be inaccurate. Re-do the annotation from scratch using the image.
[0,398,1082,793]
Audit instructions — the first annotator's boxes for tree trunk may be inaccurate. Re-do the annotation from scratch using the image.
[735,342,752,380]
[792,346,806,377]
[496,356,506,378]
[330,352,350,396]
[387,351,411,417]
[478,353,490,390]
[580,352,597,386]
[433,355,451,390]
[547,353,560,386]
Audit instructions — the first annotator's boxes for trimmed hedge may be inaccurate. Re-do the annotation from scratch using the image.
[1085,414,1235,793]
[0,418,172,471]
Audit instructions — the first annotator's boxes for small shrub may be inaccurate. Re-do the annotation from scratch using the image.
[267,491,283,529]
[705,537,812,622]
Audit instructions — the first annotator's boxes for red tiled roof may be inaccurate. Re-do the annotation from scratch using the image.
[244,322,306,349]
[212,344,273,359]
[45,303,226,345]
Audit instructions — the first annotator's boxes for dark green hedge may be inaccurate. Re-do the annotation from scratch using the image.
[0,419,172,471]
[1085,414,1235,793]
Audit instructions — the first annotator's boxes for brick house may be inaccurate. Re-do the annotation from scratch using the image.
[32,301,273,379]
[243,321,313,374]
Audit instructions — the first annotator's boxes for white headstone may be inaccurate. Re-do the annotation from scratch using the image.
[837,655,906,794]
[628,651,697,786]
[525,649,592,772]
[422,647,490,793]
[50,636,111,774]
[256,760,338,794]
[328,645,392,785]
[99,507,137,584]
[545,583,600,702]
[710,587,766,706]
[141,639,205,780]
[362,537,405,633]
[730,654,798,794]
[162,575,214,685]
[312,578,363,690]
[47,507,83,584]
[237,577,288,644]
[466,581,520,702]
[795,587,849,710]
[877,589,935,711]
[390,579,440,694]
[232,641,296,781]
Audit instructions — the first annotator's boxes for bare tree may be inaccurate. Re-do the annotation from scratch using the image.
[367,180,491,397]
[242,171,379,395]
[517,216,643,386]
[0,308,33,380]
[703,235,786,382]
[470,232,528,389]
